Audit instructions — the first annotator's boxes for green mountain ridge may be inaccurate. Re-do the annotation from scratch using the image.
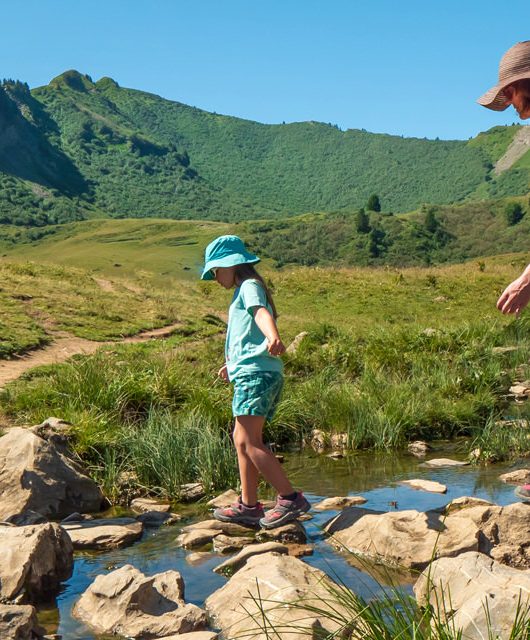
[0,69,529,227]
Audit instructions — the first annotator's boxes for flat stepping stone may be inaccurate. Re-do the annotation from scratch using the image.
[130,497,172,513]
[206,490,240,508]
[213,534,255,554]
[420,458,469,468]
[186,552,214,566]
[399,479,447,494]
[256,521,307,544]
[313,496,367,510]
[499,469,530,485]
[286,544,314,557]
[136,511,181,526]
[214,542,288,575]
[159,633,218,640]
[181,519,255,535]
[176,528,221,549]
[62,517,143,550]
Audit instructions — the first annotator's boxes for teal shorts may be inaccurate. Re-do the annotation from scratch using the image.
[232,371,284,421]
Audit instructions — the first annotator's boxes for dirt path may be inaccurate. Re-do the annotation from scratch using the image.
[494,126,530,175]
[0,323,183,387]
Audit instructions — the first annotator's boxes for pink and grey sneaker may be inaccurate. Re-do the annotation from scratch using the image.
[213,498,265,527]
[259,492,311,529]
[514,484,530,503]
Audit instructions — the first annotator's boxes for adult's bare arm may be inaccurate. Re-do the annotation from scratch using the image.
[497,264,530,315]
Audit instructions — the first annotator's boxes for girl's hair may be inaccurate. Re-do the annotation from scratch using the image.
[234,263,278,319]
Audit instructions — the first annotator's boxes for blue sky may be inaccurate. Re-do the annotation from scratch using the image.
[3,0,530,140]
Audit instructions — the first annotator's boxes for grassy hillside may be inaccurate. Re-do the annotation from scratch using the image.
[0,71,529,227]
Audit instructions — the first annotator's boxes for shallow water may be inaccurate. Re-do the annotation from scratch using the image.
[39,447,523,639]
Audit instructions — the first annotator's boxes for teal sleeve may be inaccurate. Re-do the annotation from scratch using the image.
[240,280,267,312]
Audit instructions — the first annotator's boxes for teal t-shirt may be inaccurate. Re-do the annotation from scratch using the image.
[225,279,284,381]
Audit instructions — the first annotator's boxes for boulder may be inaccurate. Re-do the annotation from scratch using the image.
[450,502,530,568]
[212,534,255,554]
[72,564,207,638]
[180,483,205,502]
[499,469,530,485]
[256,521,307,544]
[214,542,288,575]
[309,429,327,451]
[0,427,103,521]
[324,507,479,570]
[420,458,469,468]
[399,479,447,493]
[0,604,45,640]
[313,496,367,510]
[206,552,350,640]
[0,523,73,603]
[62,517,143,550]
[414,552,530,640]
[407,440,430,457]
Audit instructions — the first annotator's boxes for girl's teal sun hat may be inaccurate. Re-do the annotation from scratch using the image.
[201,235,260,280]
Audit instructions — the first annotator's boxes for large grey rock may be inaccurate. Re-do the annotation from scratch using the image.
[0,523,73,603]
[72,564,207,638]
[414,552,530,640]
[0,604,45,640]
[450,502,530,568]
[324,507,479,570]
[180,519,254,535]
[62,517,143,550]
[0,427,103,520]
[206,552,349,640]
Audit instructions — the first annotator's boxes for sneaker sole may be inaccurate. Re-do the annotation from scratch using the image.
[259,503,311,530]
[514,487,530,503]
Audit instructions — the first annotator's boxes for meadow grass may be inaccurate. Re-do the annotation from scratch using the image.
[2,244,530,498]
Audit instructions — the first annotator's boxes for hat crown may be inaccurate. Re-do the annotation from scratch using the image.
[205,235,248,262]
[499,40,530,83]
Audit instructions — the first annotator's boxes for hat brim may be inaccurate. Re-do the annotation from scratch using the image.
[200,254,260,280]
[477,71,530,111]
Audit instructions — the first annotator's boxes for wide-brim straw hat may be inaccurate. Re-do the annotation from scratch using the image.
[200,235,259,280]
[477,40,530,111]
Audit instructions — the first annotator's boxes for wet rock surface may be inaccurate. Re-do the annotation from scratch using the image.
[324,507,479,570]
[0,523,73,603]
[62,517,144,550]
[73,564,208,638]
[0,604,45,640]
[415,552,530,640]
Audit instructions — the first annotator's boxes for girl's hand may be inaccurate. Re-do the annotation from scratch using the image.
[218,364,229,381]
[267,337,286,356]
[497,271,530,315]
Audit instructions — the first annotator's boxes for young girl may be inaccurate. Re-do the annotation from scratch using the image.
[201,234,310,528]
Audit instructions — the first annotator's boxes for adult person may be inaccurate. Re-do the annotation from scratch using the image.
[478,41,530,502]
[477,40,530,314]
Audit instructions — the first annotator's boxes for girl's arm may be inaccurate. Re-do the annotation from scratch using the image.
[253,307,286,356]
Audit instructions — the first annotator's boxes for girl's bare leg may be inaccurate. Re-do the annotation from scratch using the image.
[233,414,294,505]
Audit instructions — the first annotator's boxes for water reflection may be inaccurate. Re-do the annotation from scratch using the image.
[40,448,520,639]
